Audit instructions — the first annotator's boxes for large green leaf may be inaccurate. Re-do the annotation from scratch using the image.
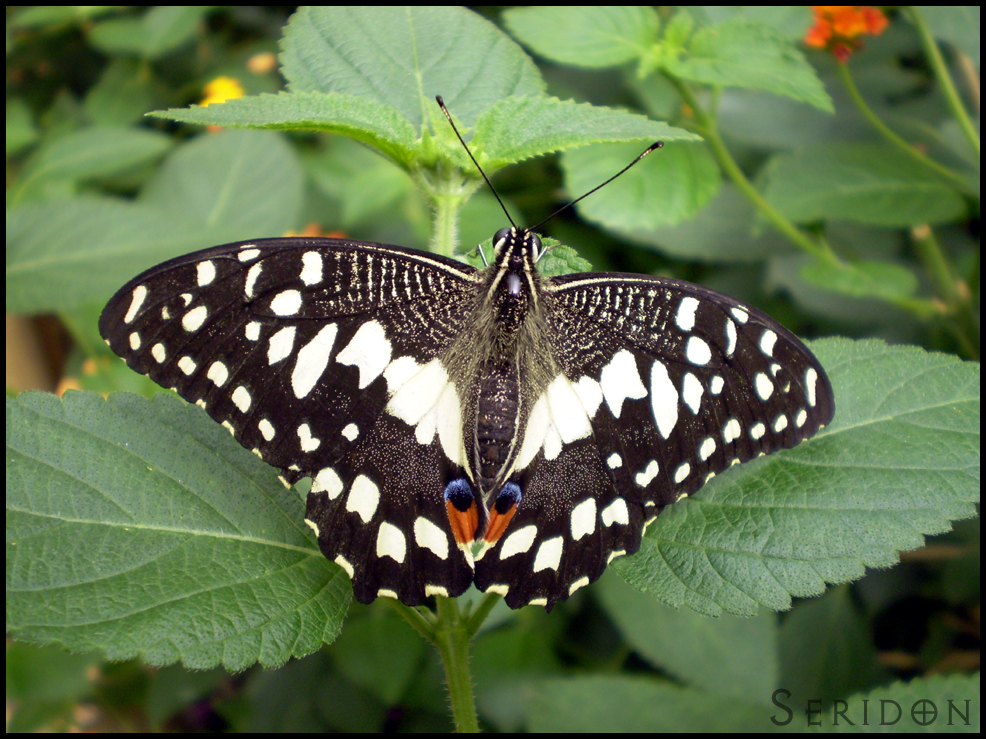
[6,391,350,670]
[502,6,661,68]
[562,140,719,230]
[6,129,303,314]
[620,339,980,616]
[667,18,833,111]
[763,144,967,226]
[87,7,209,59]
[7,126,172,207]
[279,6,544,129]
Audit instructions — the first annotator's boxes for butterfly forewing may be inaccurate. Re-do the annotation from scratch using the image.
[100,238,481,605]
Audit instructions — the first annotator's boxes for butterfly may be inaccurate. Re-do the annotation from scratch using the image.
[99,223,834,610]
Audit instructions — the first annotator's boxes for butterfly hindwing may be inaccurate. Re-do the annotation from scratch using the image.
[100,238,481,605]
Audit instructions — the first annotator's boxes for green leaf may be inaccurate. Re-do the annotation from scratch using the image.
[667,19,833,112]
[623,183,794,262]
[619,339,980,617]
[156,92,421,169]
[596,573,778,704]
[526,676,779,732]
[82,59,156,127]
[6,391,350,670]
[778,587,879,708]
[279,7,544,129]
[502,6,660,68]
[562,140,719,231]
[6,98,38,156]
[763,144,967,227]
[801,260,919,302]
[6,130,303,314]
[88,7,209,59]
[8,127,172,207]
[812,673,980,732]
[473,96,699,171]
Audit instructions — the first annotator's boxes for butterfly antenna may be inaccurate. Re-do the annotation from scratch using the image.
[436,95,518,231]
[527,141,663,234]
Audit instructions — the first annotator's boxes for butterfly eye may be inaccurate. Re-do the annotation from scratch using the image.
[494,227,512,248]
[527,233,542,258]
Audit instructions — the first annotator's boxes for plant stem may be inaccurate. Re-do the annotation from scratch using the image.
[667,75,841,266]
[906,6,980,160]
[433,597,480,733]
[910,224,980,358]
[836,60,976,196]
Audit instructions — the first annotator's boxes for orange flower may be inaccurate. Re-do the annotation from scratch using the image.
[804,6,888,62]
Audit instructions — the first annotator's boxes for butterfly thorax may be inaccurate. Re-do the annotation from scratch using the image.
[447,228,557,508]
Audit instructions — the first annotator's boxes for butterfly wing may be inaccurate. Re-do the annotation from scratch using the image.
[99,237,481,605]
[473,272,835,609]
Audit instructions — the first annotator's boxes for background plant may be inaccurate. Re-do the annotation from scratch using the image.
[6,6,979,732]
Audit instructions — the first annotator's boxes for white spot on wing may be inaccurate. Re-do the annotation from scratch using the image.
[245,321,261,341]
[291,323,339,398]
[710,375,725,394]
[635,460,659,487]
[245,262,263,298]
[425,585,449,598]
[207,361,228,387]
[601,498,629,527]
[546,375,592,443]
[674,462,691,483]
[682,372,704,414]
[650,360,678,439]
[232,386,251,412]
[414,516,449,560]
[532,536,564,572]
[676,296,699,331]
[337,320,392,389]
[385,358,462,465]
[298,423,320,452]
[270,289,302,316]
[731,307,749,323]
[796,409,807,428]
[774,414,788,432]
[178,356,196,375]
[124,285,147,323]
[755,373,774,401]
[258,418,275,441]
[129,332,141,350]
[347,475,379,522]
[238,247,260,262]
[334,555,354,577]
[341,423,359,441]
[311,467,343,499]
[301,251,323,285]
[569,576,590,595]
[182,305,208,332]
[760,330,777,357]
[377,521,406,563]
[725,319,737,357]
[600,350,647,418]
[606,453,622,469]
[751,422,766,440]
[573,376,603,418]
[499,524,538,559]
[685,336,712,365]
[806,367,818,407]
[304,518,320,538]
[699,437,716,461]
[570,499,596,540]
[151,343,166,363]
[723,418,741,443]
[197,261,216,286]
[267,326,296,364]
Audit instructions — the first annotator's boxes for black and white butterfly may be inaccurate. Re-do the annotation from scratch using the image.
[100,225,834,609]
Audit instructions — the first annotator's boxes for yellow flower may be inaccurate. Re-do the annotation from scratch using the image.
[200,76,245,107]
